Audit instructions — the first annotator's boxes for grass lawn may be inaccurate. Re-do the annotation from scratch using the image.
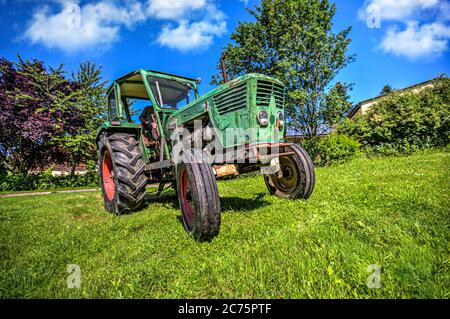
[0,151,449,298]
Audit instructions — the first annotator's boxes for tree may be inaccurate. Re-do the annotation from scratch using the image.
[56,62,107,173]
[212,0,354,138]
[0,56,82,174]
[380,85,394,95]
[321,82,353,129]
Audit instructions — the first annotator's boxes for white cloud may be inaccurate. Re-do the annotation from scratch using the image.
[359,0,450,60]
[358,0,440,21]
[23,0,226,53]
[147,0,206,20]
[380,21,450,59]
[156,3,226,51]
[437,1,450,22]
[24,0,146,53]
[158,19,226,52]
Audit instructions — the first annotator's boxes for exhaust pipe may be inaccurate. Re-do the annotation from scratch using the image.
[220,53,228,83]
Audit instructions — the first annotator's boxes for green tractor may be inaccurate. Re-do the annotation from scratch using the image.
[96,69,315,241]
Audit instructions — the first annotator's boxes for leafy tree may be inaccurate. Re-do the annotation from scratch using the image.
[55,62,107,173]
[380,85,394,95]
[212,0,354,138]
[321,82,353,129]
[0,56,81,174]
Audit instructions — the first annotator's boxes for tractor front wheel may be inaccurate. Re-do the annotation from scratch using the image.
[264,144,315,199]
[176,151,221,241]
[98,132,147,214]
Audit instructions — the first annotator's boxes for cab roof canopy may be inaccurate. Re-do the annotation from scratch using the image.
[110,69,198,100]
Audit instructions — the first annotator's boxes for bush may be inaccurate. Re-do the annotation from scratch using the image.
[0,171,98,192]
[365,141,422,156]
[300,133,360,166]
[338,78,450,155]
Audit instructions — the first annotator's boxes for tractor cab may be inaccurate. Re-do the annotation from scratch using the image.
[104,69,201,160]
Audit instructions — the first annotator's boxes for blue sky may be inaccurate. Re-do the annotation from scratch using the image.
[0,0,449,104]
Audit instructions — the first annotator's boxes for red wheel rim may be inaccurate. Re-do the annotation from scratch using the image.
[179,167,195,230]
[102,150,115,201]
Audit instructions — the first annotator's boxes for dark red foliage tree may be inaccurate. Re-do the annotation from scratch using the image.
[0,56,83,174]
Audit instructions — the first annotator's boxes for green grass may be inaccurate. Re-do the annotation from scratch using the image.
[1,150,449,298]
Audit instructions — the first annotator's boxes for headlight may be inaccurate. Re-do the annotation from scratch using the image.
[277,112,285,127]
[257,110,269,126]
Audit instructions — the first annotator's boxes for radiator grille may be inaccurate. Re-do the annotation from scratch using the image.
[213,82,248,115]
[256,80,285,109]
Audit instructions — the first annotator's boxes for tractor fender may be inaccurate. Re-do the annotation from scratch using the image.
[95,124,142,148]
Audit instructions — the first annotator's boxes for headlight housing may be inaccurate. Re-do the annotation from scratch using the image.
[257,110,269,126]
[277,112,285,127]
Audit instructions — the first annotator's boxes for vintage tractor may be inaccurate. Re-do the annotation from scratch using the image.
[96,69,315,241]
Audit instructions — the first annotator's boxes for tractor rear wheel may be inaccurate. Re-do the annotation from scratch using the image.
[264,144,315,199]
[176,150,221,241]
[98,132,147,214]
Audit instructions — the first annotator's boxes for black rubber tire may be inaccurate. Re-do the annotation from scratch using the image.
[264,144,315,199]
[98,132,147,214]
[176,150,221,241]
